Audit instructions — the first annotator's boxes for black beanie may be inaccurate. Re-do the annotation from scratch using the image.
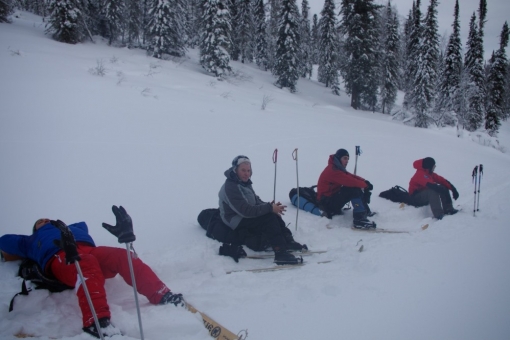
[422,157,436,170]
[335,149,349,159]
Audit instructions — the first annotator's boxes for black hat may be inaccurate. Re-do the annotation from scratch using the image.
[334,149,349,159]
[422,157,436,170]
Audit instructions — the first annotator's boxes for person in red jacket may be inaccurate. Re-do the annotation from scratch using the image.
[0,207,184,339]
[317,149,375,229]
[409,157,459,219]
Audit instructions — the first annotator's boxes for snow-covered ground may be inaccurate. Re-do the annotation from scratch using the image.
[1,12,510,340]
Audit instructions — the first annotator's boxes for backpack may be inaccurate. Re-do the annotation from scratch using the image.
[288,186,322,216]
[379,185,421,206]
[9,258,73,312]
[197,208,269,251]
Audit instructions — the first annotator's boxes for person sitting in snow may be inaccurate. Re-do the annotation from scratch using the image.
[218,155,306,265]
[317,149,375,229]
[0,206,184,339]
[408,157,459,219]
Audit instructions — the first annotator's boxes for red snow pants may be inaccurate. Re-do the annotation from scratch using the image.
[49,244,170,327]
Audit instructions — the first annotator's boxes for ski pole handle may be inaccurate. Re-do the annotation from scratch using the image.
[273,149,278,203]
[293,149,299,231]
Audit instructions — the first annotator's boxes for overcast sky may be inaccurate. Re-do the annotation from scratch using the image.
[306,0,509,61]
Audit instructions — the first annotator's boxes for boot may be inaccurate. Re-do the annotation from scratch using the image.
[353,212,376,229]
[83,317,122,339]
[273,247,303,265]
[284,235,308,252]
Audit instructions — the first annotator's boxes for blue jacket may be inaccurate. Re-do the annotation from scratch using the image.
[0,222,95,270]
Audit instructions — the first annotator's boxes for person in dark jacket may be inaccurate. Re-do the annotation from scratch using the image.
[0,212,184,339]
[219,155,306,265]
[317,149,375,228]
[409,157,459,219]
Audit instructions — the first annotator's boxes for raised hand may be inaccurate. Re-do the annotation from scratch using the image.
[102,205,136,243]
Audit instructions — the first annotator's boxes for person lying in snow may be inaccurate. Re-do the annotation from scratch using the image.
[409,157,459,219]
[317,148,376,229]
[218,155,306,265]
[0,206,184,339]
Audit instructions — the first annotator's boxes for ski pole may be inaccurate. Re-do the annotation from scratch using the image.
[477,164,483,212]
[353,146,361,175]
[292,148,299,231]
[272,148,278,203]
[75,261,106,340]
[102,206,143,340]
[472,165,478,216]
[124,243,144,340]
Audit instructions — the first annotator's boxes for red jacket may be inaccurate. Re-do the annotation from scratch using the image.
[317,155,367,200]
[408,159,452,195]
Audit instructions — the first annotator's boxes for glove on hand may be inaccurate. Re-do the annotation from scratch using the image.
[426,182,447,194]
[159,291,185,307]
[102,205,136,243]
[219,243,247,263]
[451,186,459,200]
[365,181,373,191]
[51,220,81,264]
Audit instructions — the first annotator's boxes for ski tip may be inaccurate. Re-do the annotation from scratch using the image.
[421,224,429,230]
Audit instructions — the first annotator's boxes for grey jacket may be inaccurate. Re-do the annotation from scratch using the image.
[218,168,272,230]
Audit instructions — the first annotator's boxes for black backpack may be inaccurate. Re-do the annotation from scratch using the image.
[288,186,322,216]
[197,208,269,251]
[9,258,73,312]
[379,185,425,207]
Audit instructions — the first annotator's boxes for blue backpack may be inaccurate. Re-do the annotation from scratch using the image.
[288,186,322,216]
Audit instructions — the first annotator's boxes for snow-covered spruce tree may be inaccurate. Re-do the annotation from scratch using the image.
[310,13,319,64]
[339,0,381,110]
[266,0,281,71]
[464,13,485,131]
[126,0,142,47]
[147,0,186,59]
[0,0,13,23]
[254,0,269,70]
[485,21,509,135]
[379,1,400,114]
[46,0,86,44]
[273,0,300,92]
[435,0,462,126]
[183,0,202,48]
[299,0,312,78]
[199,0,232,78]
[402,1,420,111]
[102,0,125,45]
[234,0,255,63]
[317,0,340,94]
[410,0,439,128]
[227,0,239,61]
[505,60,510,118]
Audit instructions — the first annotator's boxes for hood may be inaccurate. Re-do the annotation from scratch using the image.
[224,168,252,185]
[329,154,347,173]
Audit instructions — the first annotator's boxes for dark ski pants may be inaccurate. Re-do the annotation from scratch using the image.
[235,213,291,250]
[49,244,170,327]
[412,188,453,218]
[320,187,370,219]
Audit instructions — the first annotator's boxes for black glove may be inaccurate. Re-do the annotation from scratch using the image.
[102,205,136,243]
[51,220,81,264]
[451,185,459,200]
[219,243,247,263]
[365,181,373,191]
[159,291,185,307]
[426,182,448,194]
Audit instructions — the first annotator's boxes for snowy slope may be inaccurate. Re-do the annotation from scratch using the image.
[1,12,510,340]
